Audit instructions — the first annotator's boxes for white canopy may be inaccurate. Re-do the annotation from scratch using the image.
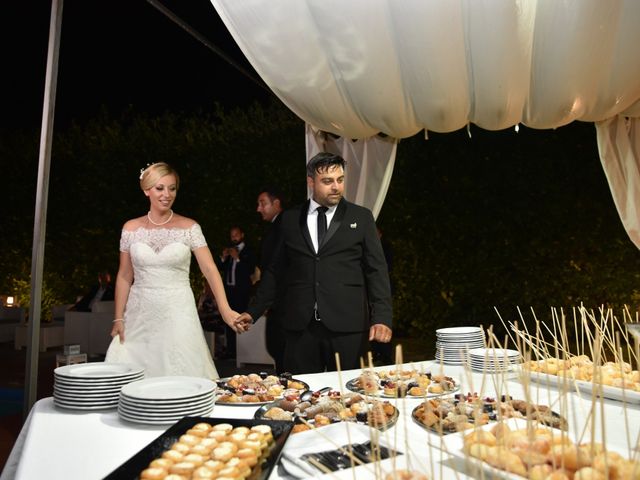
[211,0,640,248]
[211,0,640,138]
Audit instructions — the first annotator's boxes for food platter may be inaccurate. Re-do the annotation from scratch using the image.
[411,393,566,436]
[254,389,399,433]
[441,417,639,480]
[524,368,640,404]
[215,373,309,405]
[103,416,293,480]
[346,369,459,398]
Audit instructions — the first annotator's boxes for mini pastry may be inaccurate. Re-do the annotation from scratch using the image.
[178,434,200,446]
[428,384,444,394]
[162,450,184,462]
[212,446,234,462]
[149,459,172,470]
[169,461,197,476]
[170,442,191,454]
[182,453,205,467]
[192,466,217,479]
[236,448,259,466]
[251,425,273,443]
[140,467,168,480]
[213,423,234,433]
[409,386,425,396]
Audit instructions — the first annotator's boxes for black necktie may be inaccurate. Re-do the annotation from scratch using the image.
[317,206,328,247]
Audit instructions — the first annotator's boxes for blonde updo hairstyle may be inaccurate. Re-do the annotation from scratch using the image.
[140,162,180,192]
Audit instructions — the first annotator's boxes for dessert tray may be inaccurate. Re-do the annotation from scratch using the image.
[254,388,399,433]
[440,417,638,480]
[522,359,640,404]
[346,369,459,398]
[215,373,309,405]
[412,392,566,435]
[103,416,293,480]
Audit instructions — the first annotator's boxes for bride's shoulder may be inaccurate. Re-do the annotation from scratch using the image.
[172,214,199,229]
[122,217,146,232]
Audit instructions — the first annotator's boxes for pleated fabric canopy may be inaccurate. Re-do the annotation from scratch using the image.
[211,0,640,247]
[212,0,640,138]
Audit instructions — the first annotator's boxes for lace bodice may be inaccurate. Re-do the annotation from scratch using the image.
[120,224,207,289]
[106,223,218,378]
[120,224,207,253]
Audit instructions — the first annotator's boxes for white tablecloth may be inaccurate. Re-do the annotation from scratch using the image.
[2,361,639,479]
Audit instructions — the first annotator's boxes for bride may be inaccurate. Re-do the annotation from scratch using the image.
[105,162,243,378]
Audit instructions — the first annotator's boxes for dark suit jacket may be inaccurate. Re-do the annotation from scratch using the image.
[73,284,115,312]
[259,215,285,322]
[248,198,392,333]
[220,244,256,312]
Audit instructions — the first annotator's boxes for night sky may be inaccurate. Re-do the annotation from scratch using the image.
[3,0,271,130]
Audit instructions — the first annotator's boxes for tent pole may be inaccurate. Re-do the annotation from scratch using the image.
[25,0,64,416]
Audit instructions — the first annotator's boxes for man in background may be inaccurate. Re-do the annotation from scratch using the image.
[71,270,114,312]
[256,186,285,372]
[219,226,256,359]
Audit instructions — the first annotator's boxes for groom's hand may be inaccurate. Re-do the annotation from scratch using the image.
[235,313,253,333]
[369,323,392,343]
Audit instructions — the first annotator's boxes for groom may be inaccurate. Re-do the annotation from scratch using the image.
[236,152,392,373]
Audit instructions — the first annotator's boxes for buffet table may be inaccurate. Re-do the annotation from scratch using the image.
[2,361,640,480]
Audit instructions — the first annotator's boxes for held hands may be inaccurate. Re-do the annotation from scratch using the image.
[110,320,125,343]
[234,313,253,333]
[369,323,392,343]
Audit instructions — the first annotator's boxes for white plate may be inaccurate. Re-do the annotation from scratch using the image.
[120,390,214,406]
[54,363,144,380]
[468,348,519,357]
[54,374,144,388]
[436,327,483,334]
[54,382,124,393]
[527,370,640,404]
[121,376,216,401]
[118,400,214,418]
[118,405,214,425]
[53,390,120,402]
[119,395,214,411]
[53,398,119,410]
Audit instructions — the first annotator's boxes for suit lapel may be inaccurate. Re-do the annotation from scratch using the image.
[299,200,315,253]
[320,199,346,249]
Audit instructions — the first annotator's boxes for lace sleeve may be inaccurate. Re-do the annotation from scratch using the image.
[189,224,208,251]
[119,229,132,253]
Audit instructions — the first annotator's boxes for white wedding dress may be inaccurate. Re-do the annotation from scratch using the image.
[105,224,218,379]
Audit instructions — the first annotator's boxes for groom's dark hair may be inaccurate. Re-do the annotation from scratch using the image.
[306,152,346,178]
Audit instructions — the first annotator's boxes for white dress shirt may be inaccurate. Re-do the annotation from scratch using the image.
[307,199,337,253]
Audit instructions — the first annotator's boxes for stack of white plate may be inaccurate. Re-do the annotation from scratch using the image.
[468,348,521,372]
[118,376,216,425]
[434,326,484,365]
[54,363,144,410]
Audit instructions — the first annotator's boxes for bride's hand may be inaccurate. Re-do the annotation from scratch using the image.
[110,320,125,343]
[221,309,248,334]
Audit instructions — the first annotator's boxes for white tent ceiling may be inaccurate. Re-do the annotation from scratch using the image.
[212,0,640,139]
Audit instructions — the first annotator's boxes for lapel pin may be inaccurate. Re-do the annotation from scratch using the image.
[350,223,357,229]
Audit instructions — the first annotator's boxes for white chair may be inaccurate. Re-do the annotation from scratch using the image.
[0,306,26,343]
[235,315,275,368]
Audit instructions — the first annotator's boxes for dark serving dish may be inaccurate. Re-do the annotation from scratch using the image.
[103,416,294,480]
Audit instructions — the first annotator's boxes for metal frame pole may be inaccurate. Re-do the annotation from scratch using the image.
[25,0,64,416]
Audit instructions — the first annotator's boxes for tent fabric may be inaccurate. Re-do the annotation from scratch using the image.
[211,0,640,139]
[596,116,640,249]
[305,124,397,219]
